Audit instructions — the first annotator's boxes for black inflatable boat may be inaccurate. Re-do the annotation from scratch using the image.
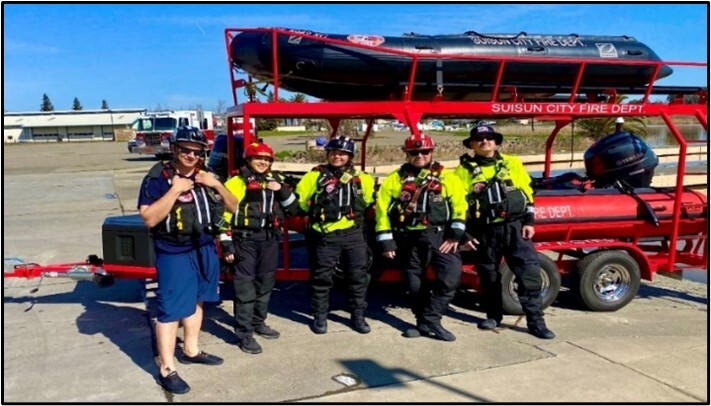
[230,28,673,101]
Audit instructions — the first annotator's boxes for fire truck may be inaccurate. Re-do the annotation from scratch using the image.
[5,27,708,315]
[129,110,216,159]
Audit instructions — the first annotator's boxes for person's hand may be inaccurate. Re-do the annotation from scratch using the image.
[461,238,479,251]
[522,225,535,240]
[266,180,282,192]
[439,238,460,254]
[171,175,194,193]
[195,171,220,188]
[223,253,235,263]
[382,250,396,259]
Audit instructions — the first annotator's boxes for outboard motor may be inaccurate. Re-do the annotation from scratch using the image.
[584,131,658,188]
[206,133,245,181]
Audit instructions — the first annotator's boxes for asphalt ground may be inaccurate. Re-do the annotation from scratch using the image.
[2,141,708,403]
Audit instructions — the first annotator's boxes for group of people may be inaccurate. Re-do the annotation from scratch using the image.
[138,125,555,394]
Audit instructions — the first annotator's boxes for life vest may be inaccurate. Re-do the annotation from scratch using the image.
[388,162,450,228]
[459,154,528,223]
[309,165,367,225]
[231,166,286,231]
[148,162,225,244]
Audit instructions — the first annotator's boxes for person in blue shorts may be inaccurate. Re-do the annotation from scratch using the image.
[138,126,237,394]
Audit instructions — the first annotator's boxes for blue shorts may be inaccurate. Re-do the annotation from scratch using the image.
[155,243,220,323]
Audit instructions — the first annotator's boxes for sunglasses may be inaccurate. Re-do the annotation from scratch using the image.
[474,135,496,142]
[407,149,433,157]
[175,144,205,156]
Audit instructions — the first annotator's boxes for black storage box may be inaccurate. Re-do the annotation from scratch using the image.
[584,131,658,188]
[102,214,155,267]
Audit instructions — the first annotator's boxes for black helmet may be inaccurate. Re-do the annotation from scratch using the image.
[325,136,356,155]
[172,126,208,147]
[462,125,503,147]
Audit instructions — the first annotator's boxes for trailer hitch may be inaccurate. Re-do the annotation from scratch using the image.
[5,255,115,293]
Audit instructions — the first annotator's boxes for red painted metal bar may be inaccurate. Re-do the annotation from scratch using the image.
[361,119,374,171]
[327,118,341,139]
[642,64,662,103]
[229,99,705,119]
[568,62,587,104]
[695,109,708,130]
[405,56,419,102]
[226,115,236,177]
[543,120,571,178]
[224,30,239,105]
[490,60,507,102]
[659,112,687,272]
[280,227,290,272]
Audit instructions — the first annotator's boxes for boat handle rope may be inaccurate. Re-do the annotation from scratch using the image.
[464,31,528,39]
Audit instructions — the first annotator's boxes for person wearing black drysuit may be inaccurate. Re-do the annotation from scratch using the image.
[295,136,376,335]
[375,134,476,342]
[455,125,555,339]
[220,142,300,354]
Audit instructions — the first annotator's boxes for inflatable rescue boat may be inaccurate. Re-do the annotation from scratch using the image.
[230,28,673,101]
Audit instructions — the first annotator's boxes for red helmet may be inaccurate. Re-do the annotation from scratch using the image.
[244,142,274,160]
[403,134,435,151]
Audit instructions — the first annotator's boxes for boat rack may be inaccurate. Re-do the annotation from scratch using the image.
[223,27,708,276]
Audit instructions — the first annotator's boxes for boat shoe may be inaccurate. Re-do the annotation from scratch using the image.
[158,371,190,394]
[178,350,224,365]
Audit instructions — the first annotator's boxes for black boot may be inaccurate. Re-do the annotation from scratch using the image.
[311,314,328,334]
[527,319,555,339]
[350,309,371,334]
[429,323,456,342]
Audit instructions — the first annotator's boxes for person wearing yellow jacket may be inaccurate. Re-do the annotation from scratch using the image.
[455,125,555,339]
[220,142,300,354]
[295,136,376,335]
[375,134,475,342]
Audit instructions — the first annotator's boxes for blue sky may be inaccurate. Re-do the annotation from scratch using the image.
[3,3,708,112]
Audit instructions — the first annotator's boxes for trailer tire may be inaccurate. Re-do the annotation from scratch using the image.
[574,250,641,312]
[501,254,561,315]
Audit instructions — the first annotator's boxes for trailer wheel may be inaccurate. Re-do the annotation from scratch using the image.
[501,254,561,315]
[574,250,641,312]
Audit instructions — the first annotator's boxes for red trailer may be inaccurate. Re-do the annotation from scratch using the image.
[5,27,707,315]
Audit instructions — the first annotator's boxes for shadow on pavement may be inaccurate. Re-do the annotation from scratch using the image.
[636,282,708,305]
[336,359,491,402]
[214,279,414,335]
[4,279,157,377]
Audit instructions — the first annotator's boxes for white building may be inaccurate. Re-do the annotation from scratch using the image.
[3,109,146,143]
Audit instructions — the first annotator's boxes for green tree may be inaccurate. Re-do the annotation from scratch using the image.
[289,93,307,103]
[255,91,281,131]
[72,97,83,111]
[101,99,109,109]
[40,93,54,111]
[575,96,647,140]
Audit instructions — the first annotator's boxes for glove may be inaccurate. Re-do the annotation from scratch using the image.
[379,238,398,253]
[219,233,236,256]
[459,232,476,245]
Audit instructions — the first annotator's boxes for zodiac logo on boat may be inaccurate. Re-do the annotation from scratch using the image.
[347,34,385,47]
